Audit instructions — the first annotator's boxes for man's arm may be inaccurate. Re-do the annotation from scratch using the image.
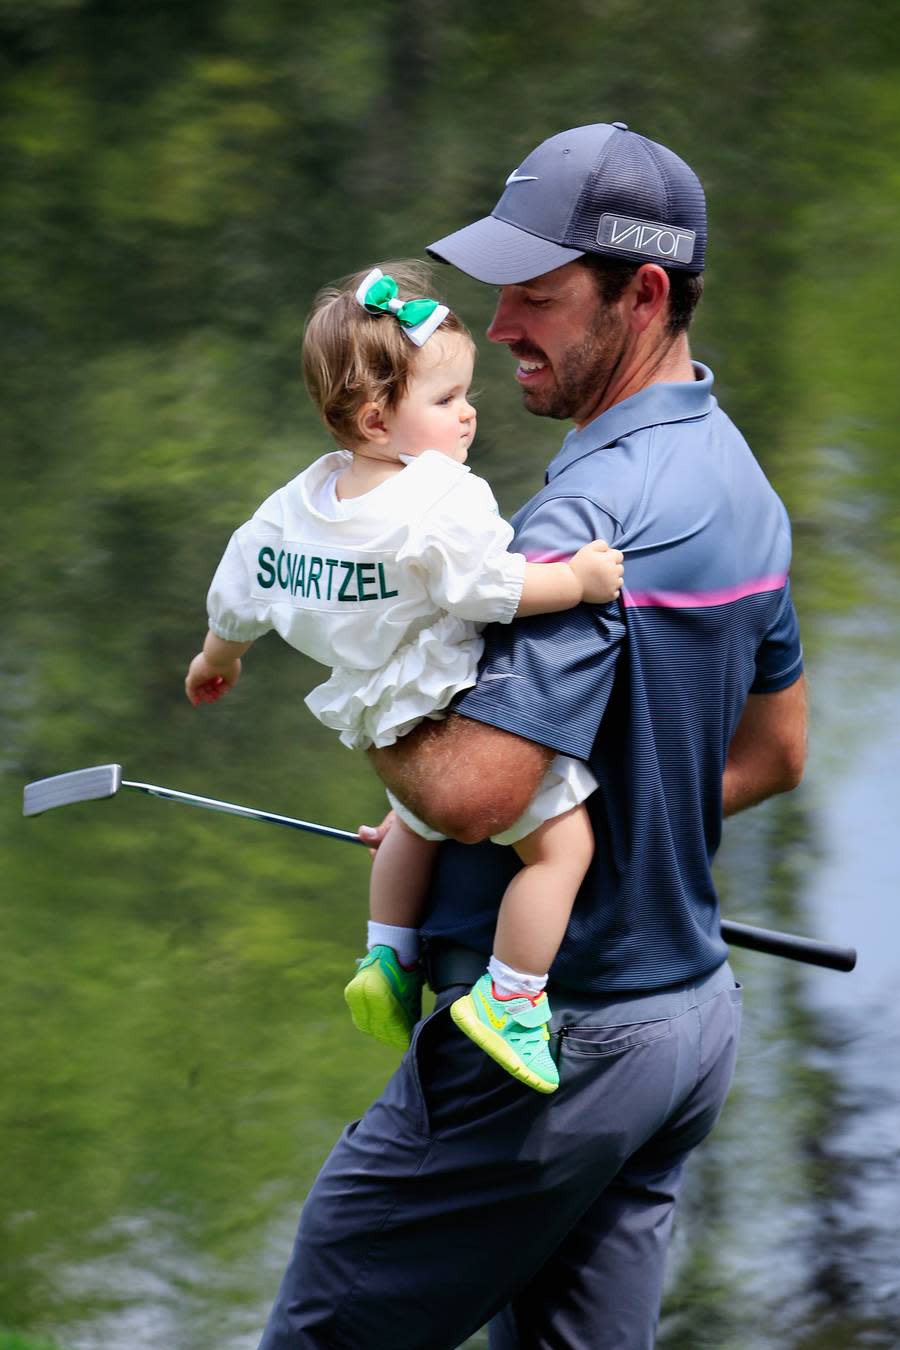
[723,675,807,817]
[369,714,554,844]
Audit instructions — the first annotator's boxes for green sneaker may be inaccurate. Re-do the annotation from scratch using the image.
[450,973,559,1094]
[344,945,423,1049]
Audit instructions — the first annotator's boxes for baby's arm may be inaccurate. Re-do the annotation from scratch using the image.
[516,540,624,618]
[185,631,253,706]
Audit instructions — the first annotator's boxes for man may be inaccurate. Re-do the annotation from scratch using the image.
[259,122,806,1349]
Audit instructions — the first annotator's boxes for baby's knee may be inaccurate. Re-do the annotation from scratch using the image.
[517,804,594,869]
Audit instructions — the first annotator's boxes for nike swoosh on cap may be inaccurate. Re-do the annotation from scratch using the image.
[505,171,538,185]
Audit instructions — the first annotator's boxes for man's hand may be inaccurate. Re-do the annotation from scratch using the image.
[358,809,395,860]
[723,676,807,815]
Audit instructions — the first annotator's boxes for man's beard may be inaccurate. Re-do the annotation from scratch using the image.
[518,309,628,421]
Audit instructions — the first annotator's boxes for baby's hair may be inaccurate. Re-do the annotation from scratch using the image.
[302,259,474,449]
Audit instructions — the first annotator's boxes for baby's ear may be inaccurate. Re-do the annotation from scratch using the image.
[356,401,390,444]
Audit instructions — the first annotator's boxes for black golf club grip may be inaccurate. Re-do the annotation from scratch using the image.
[721,919,856,972]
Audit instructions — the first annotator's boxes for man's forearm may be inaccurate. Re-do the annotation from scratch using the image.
[369,714,554,844]
[723,677,807,817]
[723,760,796,816]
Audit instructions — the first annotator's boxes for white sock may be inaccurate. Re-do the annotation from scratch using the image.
[367,922,420,968]
[488,954,548,999]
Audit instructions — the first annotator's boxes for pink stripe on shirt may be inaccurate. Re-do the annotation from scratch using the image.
[524,552,787,610]
[622,573,787,609]
[523,550,571,564]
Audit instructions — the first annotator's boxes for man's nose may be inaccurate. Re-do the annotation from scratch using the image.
[486,290,520,344]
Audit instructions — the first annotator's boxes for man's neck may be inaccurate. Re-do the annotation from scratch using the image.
[574,333,695,430]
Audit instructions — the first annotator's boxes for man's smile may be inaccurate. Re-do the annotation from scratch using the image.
[515,360,547,385]
[509,345,549,383]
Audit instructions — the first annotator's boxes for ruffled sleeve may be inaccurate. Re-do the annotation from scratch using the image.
[206,523,276,643]
[401,471,526,625]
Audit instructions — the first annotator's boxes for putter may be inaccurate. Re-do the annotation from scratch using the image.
[23,764,857,973]
[23,763,363,846]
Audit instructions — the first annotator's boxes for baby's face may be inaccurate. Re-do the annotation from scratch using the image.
[383,331,477,464]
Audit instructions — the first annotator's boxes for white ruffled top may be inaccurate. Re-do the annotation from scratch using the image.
[207,449,526,749]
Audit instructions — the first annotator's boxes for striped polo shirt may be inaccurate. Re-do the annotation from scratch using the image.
[424,363,804,993]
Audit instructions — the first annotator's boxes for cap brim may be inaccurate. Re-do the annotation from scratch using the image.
[427,215,584,284]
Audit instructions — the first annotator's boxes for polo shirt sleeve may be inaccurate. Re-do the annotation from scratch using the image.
[750,578,804,693]
[453,493,625,760]
[206,522,277,643]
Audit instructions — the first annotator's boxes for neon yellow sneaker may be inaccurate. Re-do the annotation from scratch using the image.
[450,973,559,1094]
[344,945,424,1049]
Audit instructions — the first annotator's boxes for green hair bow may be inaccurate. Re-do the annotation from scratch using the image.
[355,268,449,347]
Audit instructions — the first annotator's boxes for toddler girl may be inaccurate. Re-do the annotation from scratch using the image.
[185,261,623,1093]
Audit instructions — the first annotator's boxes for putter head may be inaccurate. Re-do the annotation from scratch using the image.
[23,764,123,816]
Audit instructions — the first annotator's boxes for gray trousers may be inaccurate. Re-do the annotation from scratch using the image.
[258,955,742,1350]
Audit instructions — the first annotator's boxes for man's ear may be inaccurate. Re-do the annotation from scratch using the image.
[356,401,390,444]
[625,264,670,334]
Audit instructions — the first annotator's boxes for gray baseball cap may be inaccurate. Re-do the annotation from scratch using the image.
[428,122,707,284]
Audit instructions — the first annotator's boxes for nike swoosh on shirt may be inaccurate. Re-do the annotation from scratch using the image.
[478,673,524,683]
[505,171,538,185]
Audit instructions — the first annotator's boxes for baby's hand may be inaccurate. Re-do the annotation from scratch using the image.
[568,540,624,604]
[185,652,242,707]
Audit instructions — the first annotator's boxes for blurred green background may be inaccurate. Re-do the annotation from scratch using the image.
[2,2,899,1347]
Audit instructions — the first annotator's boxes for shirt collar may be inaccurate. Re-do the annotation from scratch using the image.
[546,362,716,483]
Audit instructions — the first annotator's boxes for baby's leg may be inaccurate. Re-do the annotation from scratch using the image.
[450,805,594,1094]
[370,816,440,932]
[345,817,438,1050]
[495,804,594,976]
